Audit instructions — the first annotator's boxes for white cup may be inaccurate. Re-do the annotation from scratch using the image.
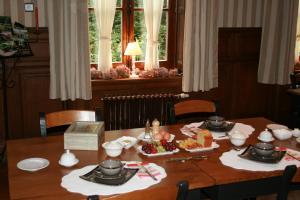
[59,150,79,167]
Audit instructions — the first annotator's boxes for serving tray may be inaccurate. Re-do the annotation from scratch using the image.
[80,166,138,185]
[239,145,286,164]
[199,121,235,132]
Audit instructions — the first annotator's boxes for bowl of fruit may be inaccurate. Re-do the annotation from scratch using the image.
[139,139,179,157]
[152,130,175,142]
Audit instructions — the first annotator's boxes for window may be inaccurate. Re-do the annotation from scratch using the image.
[88,0,176,69]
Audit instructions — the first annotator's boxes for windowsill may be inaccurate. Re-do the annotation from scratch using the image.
[91,76,183,91]
[92,75,182,83]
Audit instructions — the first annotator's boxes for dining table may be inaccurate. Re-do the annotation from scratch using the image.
[6,117,300,200]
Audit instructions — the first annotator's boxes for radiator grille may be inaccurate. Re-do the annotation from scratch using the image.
[102,93,182,130]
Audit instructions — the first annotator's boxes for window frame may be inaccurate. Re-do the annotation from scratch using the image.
[88,0,177,70]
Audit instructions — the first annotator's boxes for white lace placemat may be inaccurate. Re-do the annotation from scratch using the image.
[61,161,166,196]
[180,122,255,140]
[219,148,300,171]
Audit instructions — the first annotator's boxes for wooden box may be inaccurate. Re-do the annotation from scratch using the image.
[64,121,105,151]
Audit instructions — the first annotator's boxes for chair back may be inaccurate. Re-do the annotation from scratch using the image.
[277,165,297,200]
[290,72,300,89]
[39,109,101,137]
[176,180,189,200]
[168,99,218,124]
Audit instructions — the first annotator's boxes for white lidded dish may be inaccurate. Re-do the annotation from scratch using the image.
[257,129,274,142]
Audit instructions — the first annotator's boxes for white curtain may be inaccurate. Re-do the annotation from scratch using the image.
[143,0,164,71]
[183,0,218,92]
[295,2,300,63]
[183,0,298,92]
[258,0,298,84]
[95,0,117,72]
[47,0,91,101]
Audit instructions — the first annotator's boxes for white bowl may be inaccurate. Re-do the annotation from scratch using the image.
[229,130,247,146]
[102,141,123,157]
[272,129,292,140]
[253,142,274,156]
[97,159,123,176]
[291,128,300,137]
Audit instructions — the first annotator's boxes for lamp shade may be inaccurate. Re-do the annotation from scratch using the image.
[124,42,142,56]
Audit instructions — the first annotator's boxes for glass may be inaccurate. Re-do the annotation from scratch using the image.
[116,0,122,7]
[135,0,168,8]
[159,11,168,60]
[134,11,146,61]
[134,0,143,8]
[112,10,122,62]
[88,11,98,63]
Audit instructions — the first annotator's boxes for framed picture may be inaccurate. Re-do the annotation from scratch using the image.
[24,3,34,12]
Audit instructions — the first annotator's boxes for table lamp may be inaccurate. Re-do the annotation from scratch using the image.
[124,42,142,78]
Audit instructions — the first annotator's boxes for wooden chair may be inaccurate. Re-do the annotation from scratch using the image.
[39,109,101,137]
[176,180,189,200]
[168,99,218,124]
[290,72,300,89]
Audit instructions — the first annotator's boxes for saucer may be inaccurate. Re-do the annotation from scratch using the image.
[257,136,274,143]
[59,158,79,167]
[239,145,286,163]
[17,158,49,172]
[80,167,138,185]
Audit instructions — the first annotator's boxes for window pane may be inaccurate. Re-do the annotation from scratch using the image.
[116,0,122,7]
[134,0,143,8]
[88,0,94,7]
[112,10,122,62]
[164,0,169,8]
[88,11,98,64]
[134,11,146,61]
[159,11,167,60]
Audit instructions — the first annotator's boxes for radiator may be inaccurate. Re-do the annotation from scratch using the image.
[102,93,186,131]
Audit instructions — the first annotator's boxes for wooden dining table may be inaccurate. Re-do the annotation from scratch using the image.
[6,117,300,200]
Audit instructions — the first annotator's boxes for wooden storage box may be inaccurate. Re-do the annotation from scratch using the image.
[64,121,105,151]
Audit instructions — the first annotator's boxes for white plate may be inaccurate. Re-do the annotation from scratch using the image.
[177,141,219,153]
[114,136,137,149]
[17,158,49,172]
[137,146,179,157]
[257,136,274,143]
[137,132,175,142]
[266,124,288,130]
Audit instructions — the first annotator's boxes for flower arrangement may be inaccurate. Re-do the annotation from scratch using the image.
[91,66,179,80]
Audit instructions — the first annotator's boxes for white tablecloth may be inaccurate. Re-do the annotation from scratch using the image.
[61,162,166,196]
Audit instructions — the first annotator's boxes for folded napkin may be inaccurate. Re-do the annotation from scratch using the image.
[180,122,255,140]
[61,161,166,196]
[219,148,300,172]
[125,162,162,179]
